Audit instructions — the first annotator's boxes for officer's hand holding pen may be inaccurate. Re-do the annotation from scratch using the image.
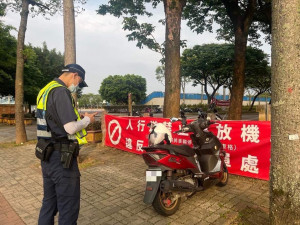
[84,112,98,123]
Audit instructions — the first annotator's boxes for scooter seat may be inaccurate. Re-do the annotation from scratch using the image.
[143,145,195,157]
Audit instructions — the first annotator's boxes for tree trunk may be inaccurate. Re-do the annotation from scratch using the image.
[63,0,76,65]
[201,84,204,104]
[227,30,247,120]
[249,93,260,111]
[222,0,256,120]
[63,0,77,103]
[15,0,29,144]
[270,0,300,224]
[128,93,132,116]
[163,0,186,118]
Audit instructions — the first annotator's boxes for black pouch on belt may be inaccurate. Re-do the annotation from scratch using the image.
[60,142,80,168]
[35,139,53,161]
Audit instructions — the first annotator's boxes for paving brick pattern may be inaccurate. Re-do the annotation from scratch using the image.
[0,123,37,143]
[0,143,270,225]
[0,191,25,224]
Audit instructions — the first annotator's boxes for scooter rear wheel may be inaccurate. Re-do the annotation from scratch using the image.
[217,164,228,187]
[152,190,181,216]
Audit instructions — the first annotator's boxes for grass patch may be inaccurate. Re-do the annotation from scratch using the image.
[218,202,225,208]
[232,206,270,225]
[219,212,228,219]
[0,139,37,148]
[78,157,98,170]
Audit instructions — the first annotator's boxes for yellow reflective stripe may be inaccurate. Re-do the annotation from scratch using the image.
[36,81,57,106]
[37,81,62,109]
[73,102,88,145]
[74,108,79,116]
[36,80,88,145]
[77,130,86,138]
[42,84,62,111]
[78,137,88,145]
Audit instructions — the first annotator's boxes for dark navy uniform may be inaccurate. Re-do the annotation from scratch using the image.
[38,78,80,225]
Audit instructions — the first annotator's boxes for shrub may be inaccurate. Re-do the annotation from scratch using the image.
[86,121,101,131]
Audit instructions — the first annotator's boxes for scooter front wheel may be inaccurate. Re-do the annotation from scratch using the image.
[217,164,228,187]
[152,190,181,216]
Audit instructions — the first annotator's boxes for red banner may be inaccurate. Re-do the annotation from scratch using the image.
[105,115,271,180]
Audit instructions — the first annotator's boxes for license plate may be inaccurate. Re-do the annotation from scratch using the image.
[146,170,162,182]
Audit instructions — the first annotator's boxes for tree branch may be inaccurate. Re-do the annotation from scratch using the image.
[150,33,164,58]
[220,0,241,27]
[28,0,49,10]
[242,0,257,31]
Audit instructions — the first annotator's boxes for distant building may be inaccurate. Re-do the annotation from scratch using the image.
[0,95,15,104]
[141,91,271,107]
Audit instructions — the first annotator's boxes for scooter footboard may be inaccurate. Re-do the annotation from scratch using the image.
[143,170,162,204]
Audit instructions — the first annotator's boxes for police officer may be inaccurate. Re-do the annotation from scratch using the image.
[36,64,97,225]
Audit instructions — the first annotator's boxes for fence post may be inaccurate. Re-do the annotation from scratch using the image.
[101,110,107,146]
[128,93,132,116]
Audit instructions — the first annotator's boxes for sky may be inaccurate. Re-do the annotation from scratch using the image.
[3,0,271,96]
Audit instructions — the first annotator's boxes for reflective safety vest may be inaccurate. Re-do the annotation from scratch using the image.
[36,80,88,145]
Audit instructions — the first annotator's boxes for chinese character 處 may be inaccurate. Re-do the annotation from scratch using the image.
[216,124,232,140]
[126,138,133,149]
[240,155,259,174]
[241,124,260,143]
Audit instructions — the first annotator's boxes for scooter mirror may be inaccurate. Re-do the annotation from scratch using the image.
[170,117,179,122]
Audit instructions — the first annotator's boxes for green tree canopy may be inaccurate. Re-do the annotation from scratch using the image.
[0,24,64,105]
[0,22,16,96]
[184,0,271,46]
[181,43,270,104]
[181,44,234,104]
[78,93,103,108]
[244,47,271,110]
[183,0,271,120]
[99,74,146,105]
[32,42,64,85]
[23,46,43,105]
[25,43,64,105]
[0,2,6,16]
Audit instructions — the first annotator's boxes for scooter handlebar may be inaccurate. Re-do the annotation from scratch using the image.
[173,127,190,134]
[173,119,215,134]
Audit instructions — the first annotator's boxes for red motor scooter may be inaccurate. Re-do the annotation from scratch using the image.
[141,112,228,216]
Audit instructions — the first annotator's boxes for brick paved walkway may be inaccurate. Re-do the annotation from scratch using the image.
[0,191,25,224]
[0,123,37,143]
[0,142,270,225]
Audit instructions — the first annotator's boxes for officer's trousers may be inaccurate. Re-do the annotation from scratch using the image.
[38,150,80,225]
